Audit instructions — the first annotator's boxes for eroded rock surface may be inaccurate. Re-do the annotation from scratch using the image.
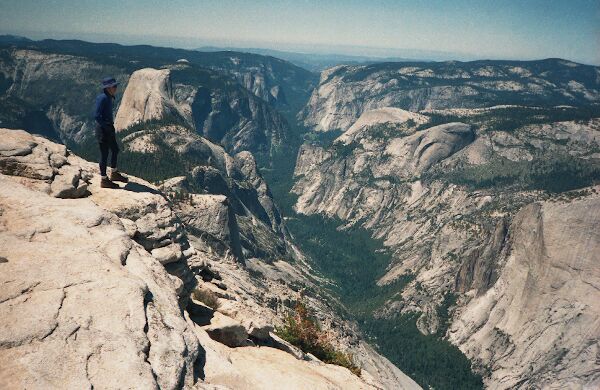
[0,129,91,197]
[0,128,420,389]
[0,174,199,390]
[115,68,177,131]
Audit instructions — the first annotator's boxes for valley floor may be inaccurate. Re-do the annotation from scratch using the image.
[260,136,484,390]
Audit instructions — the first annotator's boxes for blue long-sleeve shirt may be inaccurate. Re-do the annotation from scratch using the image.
[94,91,114,127]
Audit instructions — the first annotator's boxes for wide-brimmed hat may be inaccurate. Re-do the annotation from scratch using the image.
[101,77,118,89]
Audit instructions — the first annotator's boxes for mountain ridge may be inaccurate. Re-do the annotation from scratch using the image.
[300,59,599,132]
[289,59,600,388]
[0,40,315,156]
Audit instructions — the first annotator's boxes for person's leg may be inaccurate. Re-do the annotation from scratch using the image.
[108,135,128,182]
[99,130,120,188]
[99,142,109,177]
[109,135,119,172]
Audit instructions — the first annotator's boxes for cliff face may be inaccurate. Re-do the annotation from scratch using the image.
[449,198,600,389]
[114,68,176,130]
[0,48,128,141]
[117,117,289,261]
[0,39,314,155]
[0,128,420,390]
[299,59,600,132]
[115,67,289,155]
[167,48,317,108]
[291,63,600,387]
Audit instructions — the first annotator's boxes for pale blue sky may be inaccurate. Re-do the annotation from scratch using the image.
[1,0,598,64]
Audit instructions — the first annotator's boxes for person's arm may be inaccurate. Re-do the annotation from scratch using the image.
[94,94,110,127]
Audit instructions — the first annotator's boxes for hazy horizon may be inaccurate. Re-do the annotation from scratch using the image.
[1,0,598,65]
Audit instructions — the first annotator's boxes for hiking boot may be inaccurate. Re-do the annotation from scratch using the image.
[100,177,120,189]
[110,171,129,183]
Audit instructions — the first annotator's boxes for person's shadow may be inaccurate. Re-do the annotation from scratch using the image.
[122,181,162,195]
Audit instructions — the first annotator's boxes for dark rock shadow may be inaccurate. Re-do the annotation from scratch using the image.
[122,181,162,194]
[193,343,207,381]
[187,300,214,327]
[187,298,211,381]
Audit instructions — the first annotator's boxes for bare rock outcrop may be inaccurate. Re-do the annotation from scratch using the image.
[202,311,249,348]
[0,174,199,390]
[114,68,178,131]
[339,107,428,142]
[122,123,290,262]
[382,122,474,176]
[114,67,289,155]
[192,321,377,390]
[0,128,421,389]
[0,129,91,197]
[449,197,600,389]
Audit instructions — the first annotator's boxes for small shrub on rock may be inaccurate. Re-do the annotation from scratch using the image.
[192,287,220,310]
[275,300,361,376]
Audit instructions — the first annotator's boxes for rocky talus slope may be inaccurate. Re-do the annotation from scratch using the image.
[0,128,420,389]
[292,104,600,388]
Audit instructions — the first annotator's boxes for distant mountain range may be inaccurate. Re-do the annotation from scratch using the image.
[196,45,423,72]
[0,34,317,155]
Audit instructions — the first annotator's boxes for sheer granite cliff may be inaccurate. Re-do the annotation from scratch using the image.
[450,198,600,389]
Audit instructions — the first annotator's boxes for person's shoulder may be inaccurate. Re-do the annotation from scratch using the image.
[96,92,108,102]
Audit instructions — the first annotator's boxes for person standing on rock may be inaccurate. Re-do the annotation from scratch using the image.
[95,77,128,188]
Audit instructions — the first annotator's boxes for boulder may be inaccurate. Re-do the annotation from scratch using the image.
[269,333,307,361]
[0,129,60,180]
[0,129,92,198]
[179,194,234,243]
[151,242,184,265]
[49,165,90,198]
[191,322,377,390]
[203,312,248,347]
[243,319,274,341]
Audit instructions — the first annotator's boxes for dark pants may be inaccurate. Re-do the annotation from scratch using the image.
[96,125,119,176]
